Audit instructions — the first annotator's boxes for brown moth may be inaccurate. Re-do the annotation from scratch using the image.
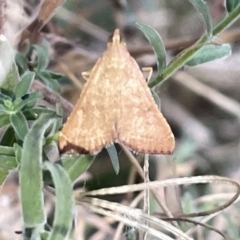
[59,29,175,155]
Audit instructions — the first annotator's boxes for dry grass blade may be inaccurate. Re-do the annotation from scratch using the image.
[19,0,65,46]
[163,217,229,240]
[120,143,177,224]
[55,7,110,41]
[75,176,240,239]
[181,194,240,238]
[36,0,65,26]
[173,71,240,119]
[31,80,73,119]
[79,198,193,240]
[80,175,240,218]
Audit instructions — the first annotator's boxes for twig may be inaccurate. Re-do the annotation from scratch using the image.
[31,80,73,119]
[119,143,178,227]
[173,71,240,119]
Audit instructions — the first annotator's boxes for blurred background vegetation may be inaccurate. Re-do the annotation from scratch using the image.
[0,0,240,239]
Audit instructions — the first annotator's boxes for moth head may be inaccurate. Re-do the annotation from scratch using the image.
[108,29,126,46]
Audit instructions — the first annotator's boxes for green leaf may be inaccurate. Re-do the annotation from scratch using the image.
[15,52,28,74]
[0,169,8,186]
[20,114,57,227]
[23,108,57,121]
[0,146,14,156]
[44,162,73,240]
[0,92,12,103]
[185,43,231,66]
[44,70,63,80]
[136,23,166,76]
[0,155,17,171]
[188,0,212,37]
[14,71,35,99]
[10,112,28,141]
[0,114,10,128]
[148,2,240,88]
[4,99,14,110]
[106,145,120,174]
[55,104,63,131]
[33,40,49,72]
[226,0,240,13]
[0,104,10,114]
[13,143,22,163]
[150,89,161,109]
[13,91,42,111]
[0,35,20,91]
[0,126,15,146]
[38,71,61,93]
[60,155,95,182]
[41,231,50,240]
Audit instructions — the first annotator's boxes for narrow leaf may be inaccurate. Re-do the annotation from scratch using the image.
[0,92,12,103]
[0,114,10,128]
[20,114,56,227]
[4,99,14,110]
[46,70,63,80]
[13,143,22,163]
[13,91,42,111]
[150,89,161,109]
[60,155,95,182]
[136,23,166,76]
[55,104,63,131]
[23,108,57,121]
[0,146,15,156]
[0,155,17,170]
[38,72,61,93]
[15,52,28,74]
[45,162,73,240]
[0,169,8,186]
[106,145,120,174]
[226,0,240,13]
[0,126,15,146]
[10,112,29,141]
[34,41,49,72]
[14,71,35,98]
[41,231,50,240]
[188,0,212,37]
[186,43,231,66]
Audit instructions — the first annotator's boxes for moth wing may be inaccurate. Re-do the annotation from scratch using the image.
[59,58,116,154]
[117,57,175,154]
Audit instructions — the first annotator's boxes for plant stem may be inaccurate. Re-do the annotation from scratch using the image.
[149,5,240,88]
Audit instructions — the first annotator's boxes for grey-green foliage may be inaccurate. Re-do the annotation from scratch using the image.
[106,145,120,174]
[186,44,231,66]
[137,2,240,88]
[0,38,95,239]
[226,0,240,13]
[188,0,212,37]
[15,40,62,93]
[44,162,73,240]
[20,114,56,227]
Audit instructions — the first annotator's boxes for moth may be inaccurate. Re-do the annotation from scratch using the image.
[59,29,175,155]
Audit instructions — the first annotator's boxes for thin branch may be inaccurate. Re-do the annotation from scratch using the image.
[31,80,73,119]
